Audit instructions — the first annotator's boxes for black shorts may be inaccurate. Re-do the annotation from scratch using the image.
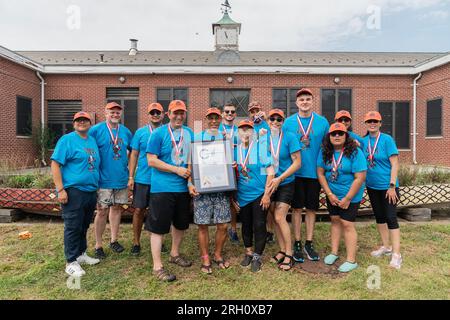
[326,199,360,222]
[132,183,150,209]
[291,177,321,211]
[271,181,295,205]
[145,192,191,235]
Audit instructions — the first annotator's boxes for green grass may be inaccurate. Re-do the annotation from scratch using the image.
[0,221,449,300]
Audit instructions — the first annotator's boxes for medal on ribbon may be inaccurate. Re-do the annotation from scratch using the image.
[222,124,235,141]
[297,114,314,150]
[107,123,121,160]
[270,131,283,173]
[330,150,344,182]
[239,141,254,180]
[367,133,380,168]
[168,125,184,166]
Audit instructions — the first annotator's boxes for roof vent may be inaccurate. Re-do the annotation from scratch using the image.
[129,39,138,56]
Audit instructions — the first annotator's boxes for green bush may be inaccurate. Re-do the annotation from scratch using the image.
[31,173,55,189]
[398,166,450,186]
[4,174,36,188]
[1,172,54,189]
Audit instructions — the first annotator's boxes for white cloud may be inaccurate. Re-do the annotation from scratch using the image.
[0,0,448,51]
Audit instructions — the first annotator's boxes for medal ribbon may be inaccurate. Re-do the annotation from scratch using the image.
[148,124,153,135]
[106,122,120,146]
[332,150,344,173]
[270,131,283,161]
[168,125,184,159]
[239,141,254,172]
[296,113,314,140]
[368,132,381,163]
[222,124,235,140]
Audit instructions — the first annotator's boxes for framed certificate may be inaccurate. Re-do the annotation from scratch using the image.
[191,139,237,194]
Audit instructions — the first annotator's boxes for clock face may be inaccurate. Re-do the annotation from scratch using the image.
[217,28,238,45]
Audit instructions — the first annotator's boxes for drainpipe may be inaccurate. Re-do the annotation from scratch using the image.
[412,72,422,165]
[36,71,46,166]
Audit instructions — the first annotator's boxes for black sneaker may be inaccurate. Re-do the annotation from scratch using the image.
[293,241,305,263]
[240,254,253,267]
[95,247,106,260]
[265,232,275,245]
[251,256,263,273]
[109,241,124,253]
[131,244,141,256]
[304,242,320,261]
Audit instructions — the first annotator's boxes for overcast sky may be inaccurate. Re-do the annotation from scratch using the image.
[0,0,449,52]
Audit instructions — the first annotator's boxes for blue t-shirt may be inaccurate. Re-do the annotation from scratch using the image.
[361,133,399,190]
[51,131,100,192]
[283,112,330,179]
[131,125,157,185]
[349,131,364,146]
[218,123,238,146]
[89,122,132,189]
[146,124,194,193]
[194,130,224,143]
[253,119,270,136]
[269,130,301,186]
[317,148,367,203]
[236,140,273,207]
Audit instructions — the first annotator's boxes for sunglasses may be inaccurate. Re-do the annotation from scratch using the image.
[337,117,351,123]
[224,110,236,114]
[149,110,162,116]
[330,131,346,137]
[269,117,283,123]
[366,120,380,124]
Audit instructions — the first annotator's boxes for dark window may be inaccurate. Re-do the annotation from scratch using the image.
[106,87,139,133]
[17,96,32,136]
[426,98,442,137]
[272,88,300,116]
[378,101,410,149]
[321,89,352,124]
[210,89,250,118]
[48,100,82,147]
[157,88,188,124]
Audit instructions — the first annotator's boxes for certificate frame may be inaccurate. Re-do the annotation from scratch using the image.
[191,139,237,194]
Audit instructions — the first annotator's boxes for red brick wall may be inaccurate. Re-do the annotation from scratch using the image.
[0,57,40,168]
[416,63,450,166]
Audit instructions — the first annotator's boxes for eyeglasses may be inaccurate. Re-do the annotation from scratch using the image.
[269,117,283,123]
[366,120,380,124]
[149,110,162,116]
[224,110,236,114]
[337,117,351,123]
[74,118,90,123]
[330,131,346,137]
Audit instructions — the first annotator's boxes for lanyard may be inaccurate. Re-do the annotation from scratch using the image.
[270,131,283,160]
[106,122,120,146]
[239,141,254,172]
[332,150,344,172]
[168,125,184,158]
[368,132,381,162]
[222,124,235,140]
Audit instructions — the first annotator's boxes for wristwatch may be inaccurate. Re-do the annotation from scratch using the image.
[389,183,395,189]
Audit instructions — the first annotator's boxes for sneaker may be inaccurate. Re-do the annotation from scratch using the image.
[389,253,402,270]
[251,256,263,273]
[94,247,106,260]
[131,245,141,256]
[109,241,125,253]
[304,242,320,261]
[65,261,86,277]
[293,241,305,263]
[338,261,358,273]
[371,246,392,257]
[76,252,100,265]
[228,228,239,244]
[240,254,253,267]
[324,254,339,265]
[265,232,275,245]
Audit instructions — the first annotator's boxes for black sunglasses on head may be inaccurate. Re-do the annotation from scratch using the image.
[366,120,380,124]
[330,131,346,137]
[269,117,283,123]
[149,110,162,116]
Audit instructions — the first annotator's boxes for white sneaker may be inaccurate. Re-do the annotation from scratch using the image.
[370,246,392,257]
[389,253,402,270]
[77,252,100,265]
[65,261,86,277]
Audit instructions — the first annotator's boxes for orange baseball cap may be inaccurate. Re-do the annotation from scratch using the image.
[205,107,222,117]
[105,102,123,110]
[335,110,352,120]
[296,88,313,97]
[168,100,187,112]
[147,102,164,113]
[364,111,382,122]
[238,120,254,129]
[73,111,92,122]
[329,122,348,134]
[268,109,285,118]
[247,101,262,111]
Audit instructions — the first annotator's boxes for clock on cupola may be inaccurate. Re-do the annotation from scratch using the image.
[212,0,241,52]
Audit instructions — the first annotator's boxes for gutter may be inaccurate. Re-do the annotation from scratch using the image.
[36,71,46,166]
[412,72,422,165]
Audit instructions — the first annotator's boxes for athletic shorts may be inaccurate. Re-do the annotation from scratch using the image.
[271,181,295,205]
[326,199,360,222]
[97,188,129,209]
[291,177,321,211]
[132,183,150,209]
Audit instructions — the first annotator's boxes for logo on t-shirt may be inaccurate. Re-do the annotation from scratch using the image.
[85,148,97,171]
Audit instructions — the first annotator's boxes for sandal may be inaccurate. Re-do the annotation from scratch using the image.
[200,264,213,274]
[213,258,230,269]
[278,255,293,271]
[169,255,192,268]
[271,251,286,264]
[153,268,176,282]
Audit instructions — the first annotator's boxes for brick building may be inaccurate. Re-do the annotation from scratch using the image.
[0,5,449,167]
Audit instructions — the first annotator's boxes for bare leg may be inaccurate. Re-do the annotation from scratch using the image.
[377,223,391,249]
[94,207,108,249]
[292,208,303,241]
[214,223,228,260]
[330,215,342,255]
[341,219,357,262]
[305,209,316,241]
[132,208,146,246]
[198,225,210,265]
[109,205,122,243]
[230,205,238,232]
[150,233,163,271]
[274,203,292,255]
[390,229,401,255]
[170,227,185,257]
[266,209,275,234]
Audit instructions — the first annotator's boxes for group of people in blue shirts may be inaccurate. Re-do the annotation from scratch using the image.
[51,88,403,281]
